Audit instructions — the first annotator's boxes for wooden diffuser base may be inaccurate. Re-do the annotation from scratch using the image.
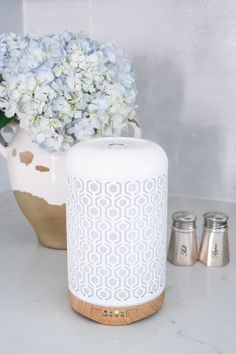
[69,291,165,325]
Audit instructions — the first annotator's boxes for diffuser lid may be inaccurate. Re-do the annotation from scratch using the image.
[66,137,168,179]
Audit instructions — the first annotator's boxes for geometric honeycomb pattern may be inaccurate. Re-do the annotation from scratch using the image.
[66,174,167,307]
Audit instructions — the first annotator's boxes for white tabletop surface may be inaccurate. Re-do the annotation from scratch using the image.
[0,191,235,354]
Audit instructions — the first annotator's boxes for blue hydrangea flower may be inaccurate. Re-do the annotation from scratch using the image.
[0,31,137,152]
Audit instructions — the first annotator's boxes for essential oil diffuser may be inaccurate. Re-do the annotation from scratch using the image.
[66,137,168,325]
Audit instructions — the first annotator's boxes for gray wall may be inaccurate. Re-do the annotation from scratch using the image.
[1,0,236,201]
[0,0,23,33]
[0,0,23,194]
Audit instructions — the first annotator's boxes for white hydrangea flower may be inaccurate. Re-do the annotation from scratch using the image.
[0,31,137,152]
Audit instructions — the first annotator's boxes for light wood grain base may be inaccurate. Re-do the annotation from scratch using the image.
[69,291,165,325]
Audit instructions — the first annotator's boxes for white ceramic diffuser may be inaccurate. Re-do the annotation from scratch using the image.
[66,137,168,325]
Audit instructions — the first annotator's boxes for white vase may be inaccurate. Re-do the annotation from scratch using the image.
[0,126,67,249]
[0,119,141,249]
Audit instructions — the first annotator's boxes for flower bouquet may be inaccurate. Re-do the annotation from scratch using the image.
[0,31,140,249]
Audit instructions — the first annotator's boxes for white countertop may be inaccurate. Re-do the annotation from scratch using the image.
[0,191,235,354]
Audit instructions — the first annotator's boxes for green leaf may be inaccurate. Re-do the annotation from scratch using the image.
[0,110,14,129]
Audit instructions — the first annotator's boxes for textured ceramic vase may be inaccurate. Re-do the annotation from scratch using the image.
[0,126,67,249]
[0,119,141,250]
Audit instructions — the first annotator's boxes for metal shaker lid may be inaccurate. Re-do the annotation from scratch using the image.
[203,212,228,229]
[172,211,197,230]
